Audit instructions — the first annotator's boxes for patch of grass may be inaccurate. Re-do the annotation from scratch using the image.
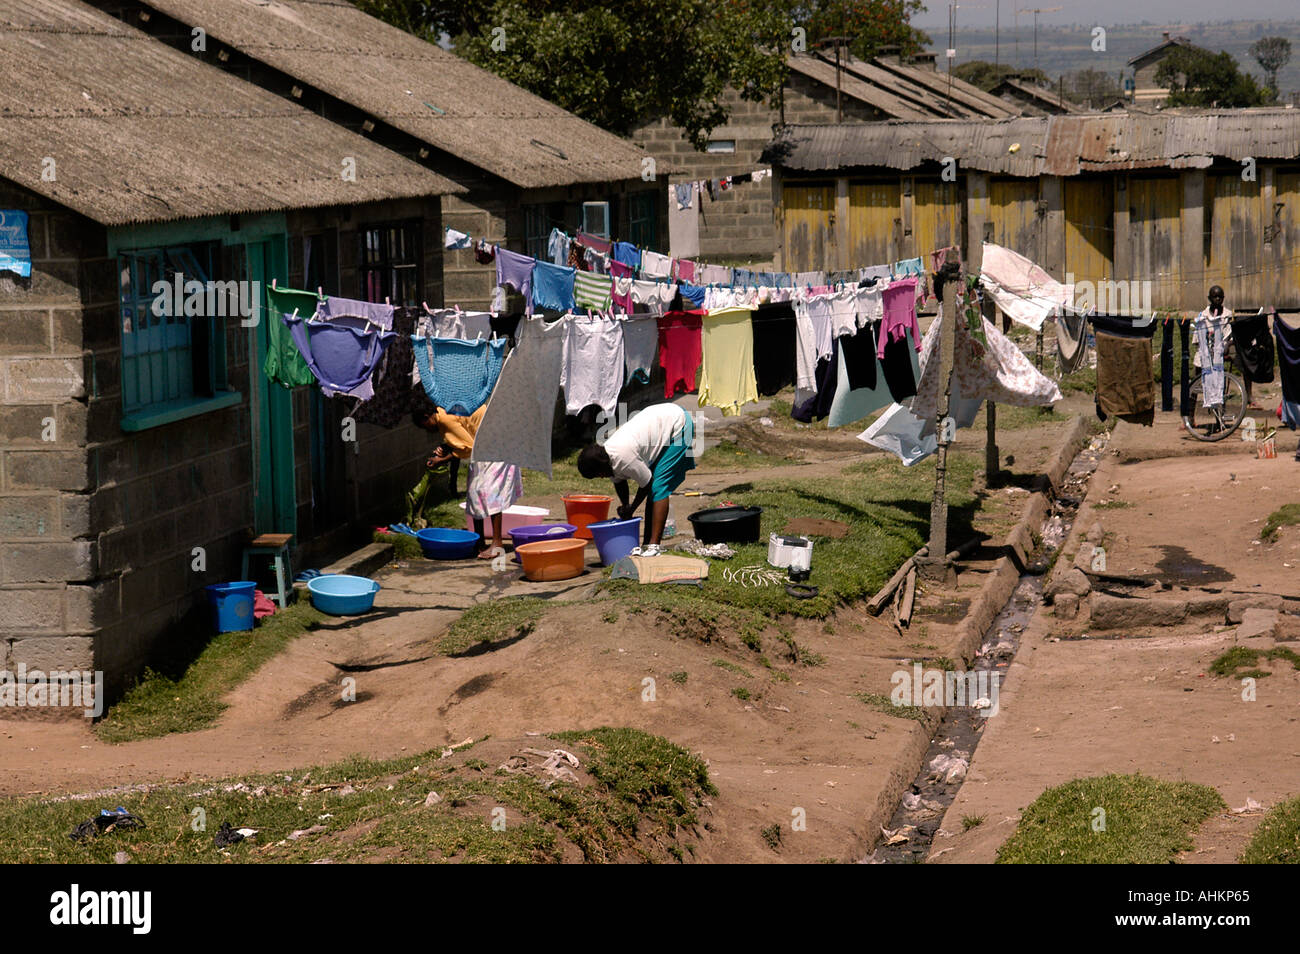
[601,608,620,624]
[962,814,986,831]
[1058,365,1097,396]
[760,823,782,849]
[993,405,1063,429]
[668,671,688,685]
[1241,794,1300,863]
[696,439,784,470]
[1209,646,1300,679]
[434,598,552,656]
[95,599,329,744]
[731,687,752,701]
[712,659,752,678]
[376,528,424,560]
[996,773,1226,864]
[1261,503,1300,543]
[856,691,927,722]
[0,728,714,864]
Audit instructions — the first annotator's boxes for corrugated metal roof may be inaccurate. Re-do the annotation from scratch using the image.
[131,0,650,190]
[767,111,1300,176]
[0,0,460,226]
[786,54,933,120]
[861,57,1021,119]
[990,78,1083,115]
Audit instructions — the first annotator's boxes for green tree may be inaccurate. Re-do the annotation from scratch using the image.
[1249,35,1291,99]
[357,0,927,147]
[1155,47,1269,108]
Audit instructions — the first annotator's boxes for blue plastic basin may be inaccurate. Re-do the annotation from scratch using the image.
[587,517,642,567]
[307,574,381,615]
[416,527,480,560]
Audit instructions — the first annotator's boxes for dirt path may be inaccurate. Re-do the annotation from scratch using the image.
[929,406,1300,864]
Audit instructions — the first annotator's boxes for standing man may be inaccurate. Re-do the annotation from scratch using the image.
[577,403,696,557]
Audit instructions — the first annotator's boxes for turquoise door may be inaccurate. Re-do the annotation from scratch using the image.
[246,237,297,535]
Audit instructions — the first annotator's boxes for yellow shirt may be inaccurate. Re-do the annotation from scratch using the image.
[698,306,758,416]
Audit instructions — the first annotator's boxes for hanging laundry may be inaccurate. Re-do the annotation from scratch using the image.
[1056,307,1091,374]
[751,302,797,396]
[1195,305,1230,406]
[978,242,1073,332]
[532,260,577,313]
[858,403,937,466]
[411,335,507,416]
[318,295,395,330]
[574,270,613,311]
[673,183,694,211]
[471,318,567,476]
[699,306,758,416]
[668,195,701,258]
[1274,312,1300,429]
[837,323,879,391]
[622,315,659,385]
[675,259,696,283]
[641,250,673,280]
[474,240,495,265]
[1232,311,1275,384]
[678,283,706,308]
[354,307,416,428]
[854,280,884,326]
[794,271,825,287]
[495,248,535,312]
[264,285,320,388]
[699,264,732,286]
[828,329,896,428]
[426,307,493,342]
[828,287,860,338]
[858,264,892,283]
[567,241,583,271]
[792,338,840,423]
[631,280,677,316]
[658,310,704,398]
[283,314,395,401]
[561,316,625,419]
[734,268,756,288]
[576,231,612,256]
[1091,314,1156,426]
[548,228,571,266]
[610,260,635,312]
[612,241,641,271]
[891,257,924,278]
[444,228,471,250]
[583,247,609,274]
[879,278,921,358]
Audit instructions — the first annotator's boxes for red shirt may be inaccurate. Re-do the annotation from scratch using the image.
[657,310,704,398]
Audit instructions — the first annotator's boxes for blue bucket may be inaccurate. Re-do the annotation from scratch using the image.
[307,574,381,616]
[587,517,642,567]
[206,581,257,633]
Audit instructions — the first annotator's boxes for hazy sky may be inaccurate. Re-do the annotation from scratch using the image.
[912,0,1300,28]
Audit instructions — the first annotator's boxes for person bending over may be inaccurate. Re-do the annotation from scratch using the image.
[577,403,696,558]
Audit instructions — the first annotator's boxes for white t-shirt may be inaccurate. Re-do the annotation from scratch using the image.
[604,404,688,486]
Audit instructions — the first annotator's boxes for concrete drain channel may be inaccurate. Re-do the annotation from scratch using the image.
[862,435,1107,863]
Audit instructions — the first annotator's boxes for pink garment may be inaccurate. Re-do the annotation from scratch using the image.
[675,259,696,282]
[809,284,832,296]
[610,260,634,312]
[879,277,921,358]
[253,590,277,619]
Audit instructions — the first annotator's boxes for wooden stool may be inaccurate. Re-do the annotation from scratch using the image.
[241,533,294,608]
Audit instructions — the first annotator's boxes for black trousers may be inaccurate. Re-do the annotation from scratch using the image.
[1160,318,1191,414]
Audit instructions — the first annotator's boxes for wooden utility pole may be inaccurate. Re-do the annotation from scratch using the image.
[918,249,961,583]
[982,292,999,481]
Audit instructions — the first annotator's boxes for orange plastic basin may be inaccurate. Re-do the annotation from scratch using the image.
[563,494,613,539]
[515,538,588,582]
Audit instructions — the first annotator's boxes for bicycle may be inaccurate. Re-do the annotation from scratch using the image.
[1181,324,1246,442]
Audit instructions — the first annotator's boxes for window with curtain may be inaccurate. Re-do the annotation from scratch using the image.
[360,221,422,306]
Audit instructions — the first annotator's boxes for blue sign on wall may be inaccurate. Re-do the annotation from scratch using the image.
[0,210,32,278]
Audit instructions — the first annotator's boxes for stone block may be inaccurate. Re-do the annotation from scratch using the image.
[0,585,63,632]
[0,311,52,355]
[1089,593,1187,630]
[2,540,96,583]
[1237,608,1279,642]
[1227,595,1283,624]
[1054,592,1079,620]
[65,579,121,634]
[8,636,94,672]
[4,449,90,491]
[3,356,84,400]
[0,495,59,537]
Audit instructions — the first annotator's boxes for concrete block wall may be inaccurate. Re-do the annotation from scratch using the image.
[0,181,101,686]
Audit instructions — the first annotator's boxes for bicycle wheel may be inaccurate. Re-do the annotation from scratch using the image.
[1183,372,1246,441]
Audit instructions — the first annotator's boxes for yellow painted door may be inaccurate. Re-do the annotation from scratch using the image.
[914,180,962,265]
[782,182,836,273]
[849,180,901,270]
[1127,177,1181,311]
[1063,178,1113,289]
[1271,172,1300,307]
[988,178,1039,258]
[1205,174,1262,307]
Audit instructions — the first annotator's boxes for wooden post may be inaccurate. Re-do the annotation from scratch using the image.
[982,292,999,482]
[919,249,961,582]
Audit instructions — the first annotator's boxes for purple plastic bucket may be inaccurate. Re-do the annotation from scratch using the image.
[508,523,577,563]
[587,517,642,567]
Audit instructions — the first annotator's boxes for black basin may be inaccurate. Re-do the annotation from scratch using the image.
[688,505,762,544]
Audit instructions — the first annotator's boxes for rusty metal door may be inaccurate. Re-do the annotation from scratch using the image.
[848,180,901,269]
[782,181,836,272]
[1205,174,1262,307]
[1063,177,1113,288]
[914,180,962,265]
[1127,177,1181,311]
[1270,172,1300,308]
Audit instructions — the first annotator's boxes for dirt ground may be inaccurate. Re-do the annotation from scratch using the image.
[0,393,1080,862]
[930,396,1300,864]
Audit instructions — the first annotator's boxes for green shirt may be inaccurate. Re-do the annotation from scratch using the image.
[264,285,320,387]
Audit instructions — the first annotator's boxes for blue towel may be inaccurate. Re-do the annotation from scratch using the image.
[892,257,924,278]
[412,336,507,415]
[532,260,576,312]
[612,241,641,270]
[678,283,706,308]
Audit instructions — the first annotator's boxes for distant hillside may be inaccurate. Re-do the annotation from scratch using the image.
[926,18,1300,101]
